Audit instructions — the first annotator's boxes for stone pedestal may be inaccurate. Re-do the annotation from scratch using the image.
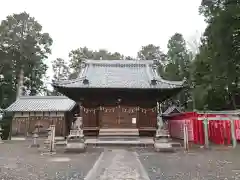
[65,129,86,153]
[154,130,174,152]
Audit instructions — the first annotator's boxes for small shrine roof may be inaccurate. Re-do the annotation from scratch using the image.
[162,105,182,116]
[52,60,185,90]
[5,96,76,112]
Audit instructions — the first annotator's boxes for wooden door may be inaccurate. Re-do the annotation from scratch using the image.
[101,107,118,128]
[118,106,137,128]
[101,106,137,128]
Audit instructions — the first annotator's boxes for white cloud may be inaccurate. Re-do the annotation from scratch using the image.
[0,0,206,81]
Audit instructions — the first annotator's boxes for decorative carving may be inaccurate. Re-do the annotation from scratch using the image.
[83,79,89,85]
[151,79,157,85]
[70,116,84,137]
[81,61,86,68]
[157,115,164,129]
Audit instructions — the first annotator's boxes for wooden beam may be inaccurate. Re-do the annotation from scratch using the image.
[197,110,240,115]
[197,116,239,121]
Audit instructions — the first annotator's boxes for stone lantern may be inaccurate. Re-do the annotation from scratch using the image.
[30,129,39,148]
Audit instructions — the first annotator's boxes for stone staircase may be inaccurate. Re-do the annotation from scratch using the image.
[98,128,140,141]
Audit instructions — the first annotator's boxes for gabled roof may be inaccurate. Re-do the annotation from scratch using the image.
[52,60,185,90]
[162,105,182,115]
[5,96,76,112]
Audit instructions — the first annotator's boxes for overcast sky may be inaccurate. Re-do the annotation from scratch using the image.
[1,0,206,80]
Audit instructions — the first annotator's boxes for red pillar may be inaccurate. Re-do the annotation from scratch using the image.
[199,120,204,145]
[225,121,231,145]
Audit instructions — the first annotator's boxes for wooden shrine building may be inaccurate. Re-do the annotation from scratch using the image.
[5,96,77,138]
[52,60,185,136]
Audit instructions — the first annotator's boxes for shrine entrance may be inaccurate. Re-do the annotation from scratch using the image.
[100,106,137,128]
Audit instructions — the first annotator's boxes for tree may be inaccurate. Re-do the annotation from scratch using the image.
[52,58,70,81]
[93,50,124,60]
[69,47,94,73]
[125,56,135,60]
[0,49,14,108]
[190,0,240,110]
[0,12,53,100]
[69,47,126,74]
[50,58,70,96]
[137,44,167,61]
[137,44,167,80]
[164,33,191,109]
[166,33,190,80]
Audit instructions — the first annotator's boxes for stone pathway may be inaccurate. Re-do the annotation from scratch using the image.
[85,149,150,180]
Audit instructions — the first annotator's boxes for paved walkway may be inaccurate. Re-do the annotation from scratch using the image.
[85,149,150,180]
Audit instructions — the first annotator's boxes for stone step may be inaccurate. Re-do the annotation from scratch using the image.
[99,128,139,133]
[99,128,139,136]
[86,139,154,147]
[171,141,182,147]
[99,132,139,136]
[98,136,140,141]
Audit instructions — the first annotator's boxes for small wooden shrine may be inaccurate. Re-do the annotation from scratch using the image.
[52,60,185,136]
[5,96,77,138]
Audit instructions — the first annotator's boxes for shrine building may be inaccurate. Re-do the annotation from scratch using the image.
[5,96,77,138]
[5,60,184,138]
[52,60,185,136]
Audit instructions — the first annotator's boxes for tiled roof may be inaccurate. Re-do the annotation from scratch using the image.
[5,96,76,112]
[162,105,182,115]
[53,60,184,89]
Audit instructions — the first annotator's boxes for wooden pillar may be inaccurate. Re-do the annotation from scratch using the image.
[64,113,69,136]
[96,106,100,128]
[136,106,139,129]
[61,116,64,136]
[25,117,28,137]
[203,118,209,148]
[230,116,237,148]
[9,116,13,140]
[27,113,30,136]
[98,105,102,128]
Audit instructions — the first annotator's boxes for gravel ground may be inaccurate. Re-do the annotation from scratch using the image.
[137,147,240,180]
[2,141,240,180]
[0,140,102,180]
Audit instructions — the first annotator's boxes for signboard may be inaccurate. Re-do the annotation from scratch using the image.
[132,118,136,124]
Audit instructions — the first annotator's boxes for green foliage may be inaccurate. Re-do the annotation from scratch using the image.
[0,12,53,107]
[0,112,12,140]
[0,12,53,136]
[191,0,240,110]
[52,58,70,81]
[137,44,167,61]
[69,47,126,73]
